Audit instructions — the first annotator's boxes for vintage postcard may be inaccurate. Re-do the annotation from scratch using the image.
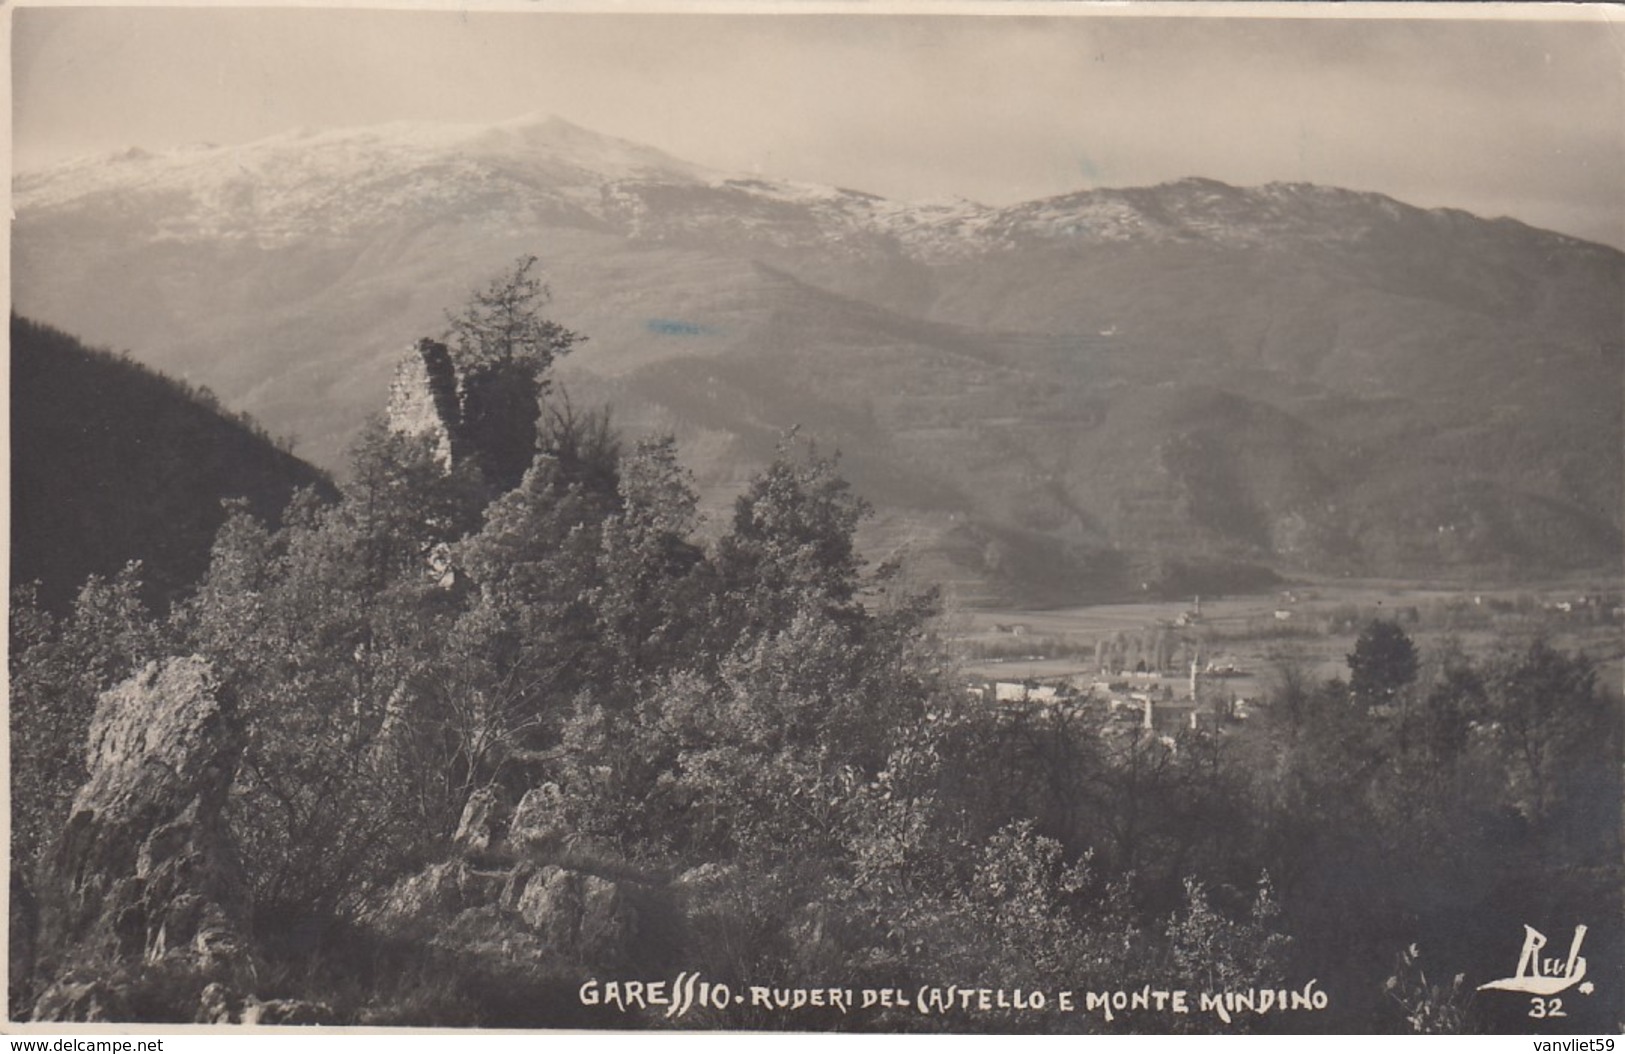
[8,0,1623,1037]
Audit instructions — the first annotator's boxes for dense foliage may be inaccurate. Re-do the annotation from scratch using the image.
[11,268,1620,1032]
[10,315,331,614]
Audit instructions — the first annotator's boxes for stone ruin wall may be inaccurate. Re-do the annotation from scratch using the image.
[385,338,462,470]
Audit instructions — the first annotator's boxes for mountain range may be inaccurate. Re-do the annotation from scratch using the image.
[14,113,1623,605]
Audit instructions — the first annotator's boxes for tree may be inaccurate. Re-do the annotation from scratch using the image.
[1483,637,1615,835]
[444,254,582,378]
[182,424,490,922]
[592,436,709,680]
[343,420,487,591]
[443,256,585,492]
[712,436,870,642]
[187,494,425,920]
[1167,874,1291,997]
[1347,619,1419,708]
[1418,661,1485,767]
[11,567,164,868]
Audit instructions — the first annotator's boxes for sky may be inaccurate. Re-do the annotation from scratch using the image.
[12,4,1625,248]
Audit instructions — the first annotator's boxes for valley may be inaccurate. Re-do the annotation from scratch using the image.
[12,14,1623,1034]
[953,576,1625,703]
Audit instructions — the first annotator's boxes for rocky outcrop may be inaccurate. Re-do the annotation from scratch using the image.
[30,656,250,1021]
[196,983,336,1026]
[452,786,504,856]
[367,786,651,974]
[31,979,130,1023]
[513,866,638,968]
[509,782,569,853]
[369,858,506,922]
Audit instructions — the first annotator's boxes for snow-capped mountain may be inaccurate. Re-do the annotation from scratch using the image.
[14,115,710,245]
[15,115,1623,602]
[27,112,1609,260]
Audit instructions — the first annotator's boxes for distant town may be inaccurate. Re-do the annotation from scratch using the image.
[961,586,1625,741]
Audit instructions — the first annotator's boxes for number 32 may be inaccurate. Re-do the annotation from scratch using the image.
[1529,997,1566,1018]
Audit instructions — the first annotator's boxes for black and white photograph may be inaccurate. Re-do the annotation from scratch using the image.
[8,2,1624,1035]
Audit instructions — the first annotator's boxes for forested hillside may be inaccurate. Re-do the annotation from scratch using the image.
[10,315,331,613]
[10,267,1620,1032]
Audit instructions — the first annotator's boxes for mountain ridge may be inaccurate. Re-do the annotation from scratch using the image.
[24,116,1619,261]
[10,315,333,613]
[14,115,1621,604]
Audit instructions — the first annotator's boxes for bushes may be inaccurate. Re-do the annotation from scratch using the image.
[27,262,1618,1030]
[32,398,1611,1028]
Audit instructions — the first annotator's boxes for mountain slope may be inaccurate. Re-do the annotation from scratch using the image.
[10,315,332,612]
[13,115,1621,603]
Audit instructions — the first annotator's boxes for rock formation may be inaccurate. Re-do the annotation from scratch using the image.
[30,656,251,1021]
[512,866,638,967]
[367,785,650,976]
[452,786,504,856]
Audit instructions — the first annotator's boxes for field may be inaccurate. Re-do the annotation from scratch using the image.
[950,576,1625,703]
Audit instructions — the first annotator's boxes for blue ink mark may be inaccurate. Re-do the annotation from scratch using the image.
[1076,154,1104,186]
[647,318,708,337]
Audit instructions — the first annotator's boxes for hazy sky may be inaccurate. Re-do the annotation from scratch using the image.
[12,4,1625,248]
